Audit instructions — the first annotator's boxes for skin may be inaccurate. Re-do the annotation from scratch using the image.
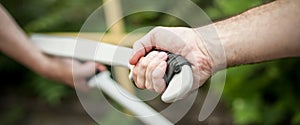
[0,4,106,91]
[129,0,300,96]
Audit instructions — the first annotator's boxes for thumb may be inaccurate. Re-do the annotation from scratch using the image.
[130,30,156,65]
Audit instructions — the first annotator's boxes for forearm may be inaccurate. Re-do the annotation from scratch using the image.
[0,4,48,74]
[214,0,300,67]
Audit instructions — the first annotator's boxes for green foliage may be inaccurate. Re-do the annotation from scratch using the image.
[224,59,300,124]
[2,105,25,125]
[1,0,101,32]
[24,0,102,32]
[231,97,262,124]
[293,112,300,124]
[100,109,137,125]
[205,0,263,20]
[25,73,73,106]
[0,54,72,106]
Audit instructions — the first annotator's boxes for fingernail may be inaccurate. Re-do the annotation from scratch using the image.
[158,52,167,59]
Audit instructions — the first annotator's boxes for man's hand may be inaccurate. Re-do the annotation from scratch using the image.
[130,26,213,96]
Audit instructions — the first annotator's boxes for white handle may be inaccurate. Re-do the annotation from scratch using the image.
[162,65,193,103]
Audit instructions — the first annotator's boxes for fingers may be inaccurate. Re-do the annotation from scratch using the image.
[133,51,168,93]
[152,61,167,93]
[96,63,107,71]
[134,51,159,89]
[145,52,167,92]
[47,57,108,92]
[75,79,91,92]
[75,61,97,78]
[73,61,108,91]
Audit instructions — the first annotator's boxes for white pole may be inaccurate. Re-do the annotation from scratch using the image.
[88,71,173,125]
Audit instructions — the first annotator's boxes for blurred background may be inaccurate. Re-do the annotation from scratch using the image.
[1,0,300,125]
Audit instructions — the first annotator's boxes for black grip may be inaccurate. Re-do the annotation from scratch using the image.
[163,52,191,86]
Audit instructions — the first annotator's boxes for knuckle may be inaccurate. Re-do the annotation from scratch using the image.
[151,26,167,35]
[132,43,139,50]
[148,51,158,57]
[132,42,143,51]
[153,26,164,31]
[132,67,138,77]
[133,66,138,72]
[147,62,156,70]
[141,60,148,68]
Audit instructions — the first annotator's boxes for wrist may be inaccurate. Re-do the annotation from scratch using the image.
[31,54,56,81]
[32,55,52,78]
[194,25,227,73]
[214,21,234,68]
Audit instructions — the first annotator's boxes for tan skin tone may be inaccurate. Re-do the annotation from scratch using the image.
[0,4,106,91]
[130,0,300,97]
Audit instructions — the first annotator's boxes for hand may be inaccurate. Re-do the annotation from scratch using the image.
[130,26,214,98]
[39,56,106,91]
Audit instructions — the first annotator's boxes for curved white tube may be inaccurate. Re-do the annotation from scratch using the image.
[89,71,173,125]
